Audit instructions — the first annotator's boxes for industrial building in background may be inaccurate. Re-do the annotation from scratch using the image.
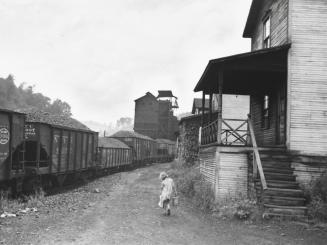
[134,90,179,141]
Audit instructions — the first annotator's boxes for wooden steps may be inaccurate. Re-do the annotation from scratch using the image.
[256,179,299,189]
[264,204,307,216]
[262,167,294,175]
[252,150,308,218]
[265,173,296,181]
[262,196,305,206]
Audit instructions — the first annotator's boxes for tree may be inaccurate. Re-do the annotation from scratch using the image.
[0,74,72,117]
[116,117,133,130]
[48,99,72,117]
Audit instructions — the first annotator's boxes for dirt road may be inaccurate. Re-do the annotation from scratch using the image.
[1,163,327,245]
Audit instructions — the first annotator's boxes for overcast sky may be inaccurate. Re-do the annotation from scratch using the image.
[0,0,252,123]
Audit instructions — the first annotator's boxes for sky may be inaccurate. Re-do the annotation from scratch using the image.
[0,0,252,124]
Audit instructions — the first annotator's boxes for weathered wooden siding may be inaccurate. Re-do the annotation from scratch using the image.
[292,162,327,189]
[216,152,248,199]
[288,0,327,155]
[213,94,250,119]
[199,146,249,199]
[251,0,289,51]
[199,146,217,184]
[250,94,278,146]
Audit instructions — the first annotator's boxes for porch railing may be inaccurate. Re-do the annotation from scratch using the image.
[200,118,249,146]
[221,119,249,145]
[199,116,267,190]
[200,119,218,145]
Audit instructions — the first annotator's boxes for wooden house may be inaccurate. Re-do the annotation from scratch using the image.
[192,98,209,115]
[194,0,327,217]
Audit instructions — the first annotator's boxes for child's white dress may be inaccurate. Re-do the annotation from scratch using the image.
[158,177,175,208]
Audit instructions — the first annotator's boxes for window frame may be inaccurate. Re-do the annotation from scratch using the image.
[262,95,270,129]
[263,16,271,49]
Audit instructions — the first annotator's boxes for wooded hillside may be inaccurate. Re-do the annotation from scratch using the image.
[0,75,72,117]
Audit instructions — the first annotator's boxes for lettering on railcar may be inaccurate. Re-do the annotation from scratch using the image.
[24,124,36,139]
[0,126,10,145]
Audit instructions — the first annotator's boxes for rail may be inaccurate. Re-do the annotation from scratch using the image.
[199,116,267,190]
[221,119,248,145]
[200,119,249,146]
[200,119,218,145]
[247,115,267,190]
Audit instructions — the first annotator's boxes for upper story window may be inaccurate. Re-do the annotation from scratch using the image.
[262,95,270,129]
[263,16,271,48]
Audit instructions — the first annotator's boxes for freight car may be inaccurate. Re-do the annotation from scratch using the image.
[0,108,177,194]
[155,138,176,162]
[0,109,25,193]
[97,137,132,172]
[23,111,98,190]
[110,131,156,166]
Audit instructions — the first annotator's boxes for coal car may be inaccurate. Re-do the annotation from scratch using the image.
[23,111,98,189]
[155,138,176,162]
[0,109,25,192]
[97,137,132,171]
[110,130,156,166]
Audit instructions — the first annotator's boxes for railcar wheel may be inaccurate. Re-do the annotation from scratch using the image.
[23,177,42,194]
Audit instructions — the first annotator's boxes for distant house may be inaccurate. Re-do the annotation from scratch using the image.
[192,98,209,115]
[194,0,327,217]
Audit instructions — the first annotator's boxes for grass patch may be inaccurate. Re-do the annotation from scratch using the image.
[306,172,327,221]
[169,160,258,220]
[0,189,45,214]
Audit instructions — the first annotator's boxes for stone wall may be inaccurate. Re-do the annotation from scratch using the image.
[177,113,216,165]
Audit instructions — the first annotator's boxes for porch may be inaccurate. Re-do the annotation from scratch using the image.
[194,45,308,217]
[195,45,291,193]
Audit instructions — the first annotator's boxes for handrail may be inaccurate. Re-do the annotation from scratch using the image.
[222,119,248,145]
[247,115,267,190]
[201,118,249,146]
[202,119,218,130]
[201,119,218,145]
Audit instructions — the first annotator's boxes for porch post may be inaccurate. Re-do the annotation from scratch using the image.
[201,91,205,127]
[217,71,223,144]
[209,93,213,122]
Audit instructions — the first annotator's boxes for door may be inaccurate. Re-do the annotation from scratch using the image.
[276,85,286,145]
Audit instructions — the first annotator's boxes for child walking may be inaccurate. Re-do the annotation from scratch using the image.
[158,172,177,216]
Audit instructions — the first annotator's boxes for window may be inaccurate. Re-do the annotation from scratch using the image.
[262,95,270,129]
[263,17,271,48]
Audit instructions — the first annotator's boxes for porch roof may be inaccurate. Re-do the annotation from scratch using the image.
[193,44,290,95]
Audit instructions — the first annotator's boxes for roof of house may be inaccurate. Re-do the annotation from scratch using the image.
[134,92,157,102]
[156,138,176,145]
[243,0,262,38]
[21,109,92,131]
[98,137,130,149]
[110,130,154,141]
[193,44,290,94]
[179,112,209,124]
[157,90,177,99]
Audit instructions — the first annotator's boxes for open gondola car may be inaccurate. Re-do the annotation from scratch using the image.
[110,130,155,166]
[155,138,176,162]
[97,137,132,171]
[23,110,98,189]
